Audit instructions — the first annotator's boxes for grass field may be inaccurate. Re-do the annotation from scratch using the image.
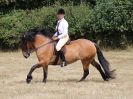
[0,49,133,99]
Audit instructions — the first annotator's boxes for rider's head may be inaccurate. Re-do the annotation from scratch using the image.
[57,8,65,20]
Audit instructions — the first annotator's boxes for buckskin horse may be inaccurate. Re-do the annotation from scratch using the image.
[20,28,115,83]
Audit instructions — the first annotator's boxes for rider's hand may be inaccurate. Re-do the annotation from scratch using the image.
[52,36,59,41]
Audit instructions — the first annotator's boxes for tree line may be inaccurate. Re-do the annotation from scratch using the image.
[0,0,133,50]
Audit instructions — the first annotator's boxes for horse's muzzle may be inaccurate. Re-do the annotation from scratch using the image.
[23,52,30,58]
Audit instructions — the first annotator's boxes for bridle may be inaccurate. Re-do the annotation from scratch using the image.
[26,40,54,54]
[22,30,55,55]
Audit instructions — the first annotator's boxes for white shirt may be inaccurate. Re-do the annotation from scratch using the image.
[54,18,69,39]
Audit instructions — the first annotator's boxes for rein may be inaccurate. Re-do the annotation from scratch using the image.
[27,40,54,54]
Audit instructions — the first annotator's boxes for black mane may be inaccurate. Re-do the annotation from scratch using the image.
[21,27,52,42]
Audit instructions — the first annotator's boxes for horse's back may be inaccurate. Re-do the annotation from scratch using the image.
[66,39,96,50]
[70,39,94,45]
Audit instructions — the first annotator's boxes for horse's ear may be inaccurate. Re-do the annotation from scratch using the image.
[25,31,36,42]
[20,34,24,42]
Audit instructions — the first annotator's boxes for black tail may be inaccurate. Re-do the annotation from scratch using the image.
[94,43,115,79]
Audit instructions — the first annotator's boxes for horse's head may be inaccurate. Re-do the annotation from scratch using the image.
[20,31,36,58]
[20,28,52,58]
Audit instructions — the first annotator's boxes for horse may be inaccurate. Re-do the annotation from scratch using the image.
[20,28,115,83]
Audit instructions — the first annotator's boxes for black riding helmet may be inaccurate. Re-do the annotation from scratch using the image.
[57,8,65,15]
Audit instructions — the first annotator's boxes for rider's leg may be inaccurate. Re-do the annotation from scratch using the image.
[56,36,69,67]
[57,50,67,67]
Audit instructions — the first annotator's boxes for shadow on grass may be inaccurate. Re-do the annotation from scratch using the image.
[15,78,106,84]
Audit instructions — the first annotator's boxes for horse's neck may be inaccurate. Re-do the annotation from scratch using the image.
[34,34,51,48]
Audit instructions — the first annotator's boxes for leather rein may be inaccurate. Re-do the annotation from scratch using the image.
[27,21,60,54]
[27,40,54,54]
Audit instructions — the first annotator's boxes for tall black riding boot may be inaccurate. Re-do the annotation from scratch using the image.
[57,50,67,67]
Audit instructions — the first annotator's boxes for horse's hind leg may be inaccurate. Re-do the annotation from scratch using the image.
[91,59,108,81]
[79,59,91,82]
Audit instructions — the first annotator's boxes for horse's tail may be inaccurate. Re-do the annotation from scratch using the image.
[94,43,115,79]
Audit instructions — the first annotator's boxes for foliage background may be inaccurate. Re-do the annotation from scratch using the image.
[0,0,133,49]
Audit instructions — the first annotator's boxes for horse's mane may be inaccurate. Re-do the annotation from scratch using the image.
[21,27,52,42]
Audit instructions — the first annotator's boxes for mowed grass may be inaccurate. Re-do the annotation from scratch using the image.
[0,49,133,99]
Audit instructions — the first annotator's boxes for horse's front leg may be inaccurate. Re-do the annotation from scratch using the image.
[43,65,48,83]
[26,64,40,83]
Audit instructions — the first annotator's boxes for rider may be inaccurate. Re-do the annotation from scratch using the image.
[52,8,69,67]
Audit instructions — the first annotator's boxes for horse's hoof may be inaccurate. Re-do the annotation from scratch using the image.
[104,78,109,81]
[42,79,47,83]
[78,78,84,82]
[78,80,82,82]
[26,75,32,84]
